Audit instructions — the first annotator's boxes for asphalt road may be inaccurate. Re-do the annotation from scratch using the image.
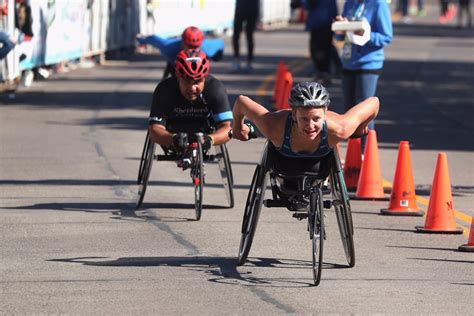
[1,6,473,314]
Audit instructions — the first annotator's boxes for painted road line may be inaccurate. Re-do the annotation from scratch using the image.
[256,74,274,98]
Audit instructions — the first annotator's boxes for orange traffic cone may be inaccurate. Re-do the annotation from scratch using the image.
[353,130,388,200]
[381,141,424,216]
[343,138,362,192]
[277,70,293,110]
[415,153,463,234]
[273,61,286,102]
[458,216,474,252]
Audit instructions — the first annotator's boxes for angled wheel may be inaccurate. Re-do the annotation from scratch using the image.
[137,130,150,184]
[237,165,267,265]
[222,143,234,185]
[136,133,156,208]
[330,150,355,267]
[192,140,204,221]
[310,189,324,286]
[216,144,234,208]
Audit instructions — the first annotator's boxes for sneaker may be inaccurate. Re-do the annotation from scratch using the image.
[409,6,418,16]
[80,58,95,69]
[37,67,50,79]
[23,70,34,87]
[417,9,426,17]
[401,16,412,24]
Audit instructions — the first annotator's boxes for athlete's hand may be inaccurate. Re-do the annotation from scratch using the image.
[350,125,369,139]
[172,133,188,150]
[201,135,214,150]
[229,122,256,141]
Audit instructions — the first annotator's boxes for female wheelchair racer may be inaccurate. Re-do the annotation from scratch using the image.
[231,82,380,285]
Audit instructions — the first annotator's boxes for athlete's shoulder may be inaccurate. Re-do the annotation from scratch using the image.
[154,76,179,98]
[157,76,178,89]
[204,75,227,96]
[205,75,224,88]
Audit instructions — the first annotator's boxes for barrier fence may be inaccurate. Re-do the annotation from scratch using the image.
[1,0,292,86]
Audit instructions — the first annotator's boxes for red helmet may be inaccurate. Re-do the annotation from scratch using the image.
[182,26,204,48]
[175,49,210,80]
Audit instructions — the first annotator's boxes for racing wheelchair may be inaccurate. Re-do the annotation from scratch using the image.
[136,119,234,221]
[237,141,355,286]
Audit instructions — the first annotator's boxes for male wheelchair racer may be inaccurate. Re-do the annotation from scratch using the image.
[136,117,233,221]
[237,140,354,286]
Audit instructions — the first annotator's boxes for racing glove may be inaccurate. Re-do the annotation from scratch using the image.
[172,133,188,151]
[202,135,214,151]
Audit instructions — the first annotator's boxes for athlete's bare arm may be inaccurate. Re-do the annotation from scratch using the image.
[149,124,173,147]
[210,121,232,145]
[326,96,380,146]
[232,95,287,144]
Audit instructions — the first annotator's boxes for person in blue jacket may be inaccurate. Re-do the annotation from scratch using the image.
[137,26,225,79]
[334,0,392,151]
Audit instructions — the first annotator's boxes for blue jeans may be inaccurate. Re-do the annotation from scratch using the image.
[0,32,15,60]
[342,70,380,151]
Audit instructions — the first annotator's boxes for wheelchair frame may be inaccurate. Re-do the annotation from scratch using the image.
[136,130,234,221]
[237,141,355,286]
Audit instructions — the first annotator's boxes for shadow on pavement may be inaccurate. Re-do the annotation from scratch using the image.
[2,201,233,213]
[47,255,348,289]
[386,245,457,252]
[0,178,251,190]
[408,257,474,264]
[356,226,418,233]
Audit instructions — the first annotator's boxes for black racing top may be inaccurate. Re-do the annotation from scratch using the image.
[148,75,233,134]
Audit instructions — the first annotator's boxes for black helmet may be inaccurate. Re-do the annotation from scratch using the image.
[288,82,330,109]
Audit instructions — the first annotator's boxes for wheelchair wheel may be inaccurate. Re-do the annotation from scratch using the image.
[330,150,355,267]
[136,134,156,208]
[310,189,324,286]
[237,165,268,265]
[216,144,234,208]
[222,143,234,185]
[137,130,150,185]
[192,140,204,221]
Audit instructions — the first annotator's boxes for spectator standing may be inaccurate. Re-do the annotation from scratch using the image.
[457,0,472,28]
[231,0,260,72]
[439,0,458,24]
[305,0,339,85]
[334,0,393,151]
[398,0,411,23]
[409,0,426,17]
